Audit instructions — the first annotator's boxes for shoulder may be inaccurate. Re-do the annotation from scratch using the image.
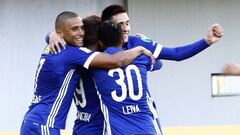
[104,47,123,54]
[129,35,156,44]
[63,46,98,61]
[65,46,93,54]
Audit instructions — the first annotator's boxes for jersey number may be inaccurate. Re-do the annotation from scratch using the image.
[34,58,46,92]
[108,65,143,102]
[74,78,87,108]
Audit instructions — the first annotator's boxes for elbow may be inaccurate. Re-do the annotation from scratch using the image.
[175,58,184,62]
[172,55,188,62]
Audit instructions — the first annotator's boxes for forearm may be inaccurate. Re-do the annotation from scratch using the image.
[89,47,145,69]
[158,39,209,61]
[112,47,144,66]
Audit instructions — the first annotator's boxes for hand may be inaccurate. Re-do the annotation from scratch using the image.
[140,47,155,64]
[223,63,240,75]
[205,23,224,45]
[48,31,66,54]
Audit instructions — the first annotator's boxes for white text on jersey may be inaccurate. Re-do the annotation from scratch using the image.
[122,104,140,114]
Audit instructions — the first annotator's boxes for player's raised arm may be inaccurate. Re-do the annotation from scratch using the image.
[90,46,155,69]
[45,31,66,54]
[204,23,224,45]
[158,23,224,61]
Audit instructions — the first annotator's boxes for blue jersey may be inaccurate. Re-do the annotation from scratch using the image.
[92,47,161,134]
[72,69,104,135]
[23,45,99,129]
[72,53,161,135]
[124,36,209,61]
[123,36,163,59]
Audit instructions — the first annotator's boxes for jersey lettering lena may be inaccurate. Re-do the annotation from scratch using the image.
[92,47,161,134]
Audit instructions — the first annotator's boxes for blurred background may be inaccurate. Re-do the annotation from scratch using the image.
[1,0,240,134]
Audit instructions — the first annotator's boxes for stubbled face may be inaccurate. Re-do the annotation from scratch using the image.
[61,17,85,47]
[111,13,130,43]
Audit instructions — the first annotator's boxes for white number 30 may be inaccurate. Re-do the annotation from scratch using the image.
[108,65,143,102]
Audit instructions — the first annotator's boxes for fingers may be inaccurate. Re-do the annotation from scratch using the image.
[49,31,64,53]
[60,38,67,49]
[150,55,156,64]
[48,44,57,54]
[143,49,155,64]
[212,23,224,37]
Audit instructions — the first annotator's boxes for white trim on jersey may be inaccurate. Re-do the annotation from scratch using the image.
[34,58,46,92]
[147,93,162,135]
[41,125,50,135]
[46,69,75,128]
[96,90,112,135]
[153,44,163,58]
[152,119,162,135]
[83,52,100,69]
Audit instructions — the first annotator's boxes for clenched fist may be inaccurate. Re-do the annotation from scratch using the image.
[205,23,224,45]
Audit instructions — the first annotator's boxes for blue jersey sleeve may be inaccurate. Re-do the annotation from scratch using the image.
[157,39,209,61]
[65,46,100,69]
[150,60,162,71]
[126,36,163,59]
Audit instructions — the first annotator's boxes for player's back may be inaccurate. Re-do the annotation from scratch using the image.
[92,47,158,134]
[23,45,97,129]
[72,69,104,134]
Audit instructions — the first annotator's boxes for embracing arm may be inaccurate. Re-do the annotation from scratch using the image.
[90,46,155,69]
[45,31,66,54]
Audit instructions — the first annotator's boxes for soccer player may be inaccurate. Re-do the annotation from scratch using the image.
[47,5,223,134]
[73,15,163,135]
[100,4,223,134]
[20,11,155,135]
[90,20,162,134]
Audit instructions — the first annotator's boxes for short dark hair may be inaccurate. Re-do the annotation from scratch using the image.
[101,4,127,22]
[82,15,101,47]
[55,11,79,30]
[98,21,123,48]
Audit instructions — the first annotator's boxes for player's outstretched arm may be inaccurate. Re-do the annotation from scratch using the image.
[158,23,224,61]
[90,46,155,69]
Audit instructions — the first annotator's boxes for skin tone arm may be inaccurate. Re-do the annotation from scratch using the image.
[89,46,155,69]
[223,63,240,75]
[47,32,155,69]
